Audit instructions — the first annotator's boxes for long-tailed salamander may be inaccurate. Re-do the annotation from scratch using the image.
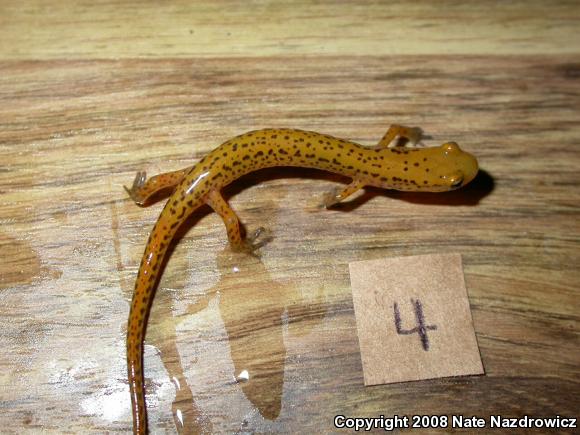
[124,125,479,433]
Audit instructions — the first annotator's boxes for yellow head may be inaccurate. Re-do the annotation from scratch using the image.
[377,142,479,192]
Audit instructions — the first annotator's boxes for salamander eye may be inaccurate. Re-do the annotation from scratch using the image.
[442,142,460,153]
[451,176,464,188]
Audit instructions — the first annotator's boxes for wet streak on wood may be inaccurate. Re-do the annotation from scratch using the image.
[0,56,579,434]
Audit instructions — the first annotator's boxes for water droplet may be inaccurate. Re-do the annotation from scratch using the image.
[175,408,184,427]
[237,369,249,382]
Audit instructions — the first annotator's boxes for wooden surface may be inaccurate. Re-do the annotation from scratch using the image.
[2,0,580,58]
[1,2,579,434]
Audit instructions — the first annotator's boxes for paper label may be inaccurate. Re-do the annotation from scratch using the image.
[349,254,484,385]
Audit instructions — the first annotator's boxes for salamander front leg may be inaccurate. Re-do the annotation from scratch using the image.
[124,167,191,206]
[373,124,423,149]
[323,180,365,208]
[206,190,270,252]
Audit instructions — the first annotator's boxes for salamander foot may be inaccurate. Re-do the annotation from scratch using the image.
[124,171,148,206]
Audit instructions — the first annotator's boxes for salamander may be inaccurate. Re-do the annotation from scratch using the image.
[124,125,479,434]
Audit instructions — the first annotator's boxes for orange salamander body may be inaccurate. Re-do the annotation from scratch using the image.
[124,125,478,434]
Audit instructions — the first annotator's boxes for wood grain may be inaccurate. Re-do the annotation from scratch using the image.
[1,0,580,59]
[0,54,578,433]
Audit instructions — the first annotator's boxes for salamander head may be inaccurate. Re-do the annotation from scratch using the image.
[423,142,478,192]
[376,141,478,192]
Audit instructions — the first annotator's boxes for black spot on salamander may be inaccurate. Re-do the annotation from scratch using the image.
[169,208,176,215]
[318,157,330,163]
[268,149,274,155]
[425,168,430,172]
[233,160,241,166]
[393,177,401,182]
[332,158,340,165]
[318,140,324,144]
[372,163,381,168]
[255,151,264,157]
[243,155,250,160]
[305,153,315,158]
[294,150,302,157]
[306,142,312,148]
[177,207,186,219]
[271,134,277,139]
[242,143,248,148]
[279,149,288,155]
[285,135,289,140]
[414,162,419,167]
[363,170,368,175]
[380,177,388,182]
[347,165,354,169]
[232,143,238,152]
[170,221,179,229]
[222,164,232,171]
[187,200,194,207]
[423,157,427,161]
[222,152,228,157]
[423,180,428,184]
[404,167,408,172]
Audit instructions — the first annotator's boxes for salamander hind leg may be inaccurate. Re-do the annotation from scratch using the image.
[206,190,270,253]
[124,168,190,206]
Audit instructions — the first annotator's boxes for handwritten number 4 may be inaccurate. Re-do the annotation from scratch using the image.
[393,299,437,351]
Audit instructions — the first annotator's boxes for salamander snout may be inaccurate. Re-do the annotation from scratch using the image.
[440,142,479,189]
